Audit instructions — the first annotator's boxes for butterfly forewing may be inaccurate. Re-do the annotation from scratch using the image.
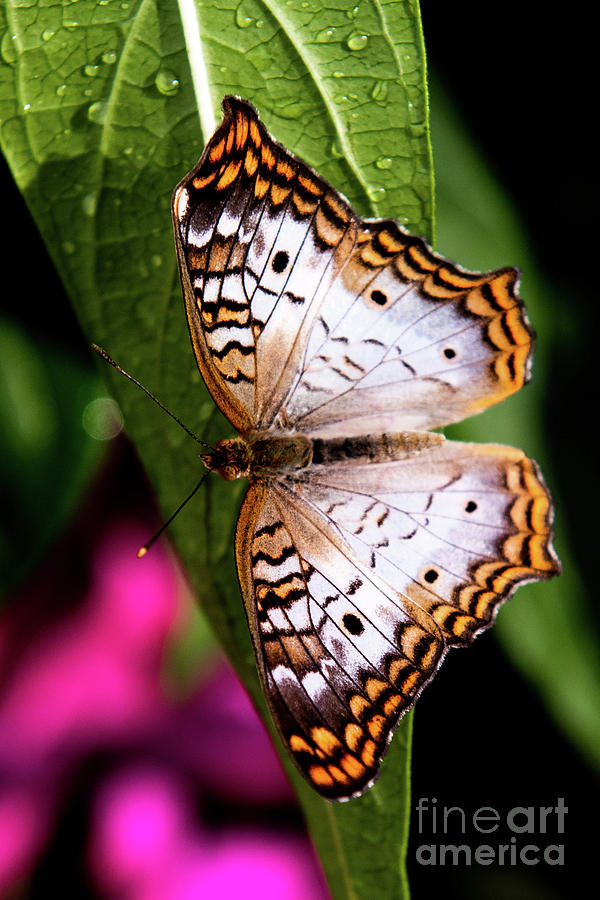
[173,97,358,431]
[172,96,560,801]
[174,98,534,438]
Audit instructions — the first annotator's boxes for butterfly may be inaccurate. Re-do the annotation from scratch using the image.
[172,96,560,801]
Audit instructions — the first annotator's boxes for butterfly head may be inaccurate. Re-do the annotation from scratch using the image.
[201,438,250,481]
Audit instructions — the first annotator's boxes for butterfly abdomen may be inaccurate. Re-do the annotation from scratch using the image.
[311,431,444,466]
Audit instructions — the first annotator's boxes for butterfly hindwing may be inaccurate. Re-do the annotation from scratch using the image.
[296,439,559,647]
[236,482,445,800]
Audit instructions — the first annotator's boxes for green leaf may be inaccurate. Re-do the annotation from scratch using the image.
[1,1,433,897]
[430,77,600,773]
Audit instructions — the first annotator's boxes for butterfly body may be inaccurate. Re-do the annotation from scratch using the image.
[173,97,560,800]
[204,429,445,483]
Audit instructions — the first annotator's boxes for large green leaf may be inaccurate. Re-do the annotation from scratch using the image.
[0,1,432,896]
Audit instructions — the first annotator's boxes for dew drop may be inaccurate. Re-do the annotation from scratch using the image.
[22,103,31,113]
[375,156,392,170]
[409,122,426,138]
[276,99,308,119]
[330,140,343,159]
[316,27,336,43]
[367,186,386,203]
[102,50,117,64]
[371,80,388,102]
[1,33,18,66]
[84,64,99,77]
[42,29,55,42]
[56,83,67,98]
[235,6,255,28]
[332,70,344,79]
[346,4,359,18]
[152,254,163,268]
[155,69,180,96]
[346,32,368,51]
[87,101,108,124]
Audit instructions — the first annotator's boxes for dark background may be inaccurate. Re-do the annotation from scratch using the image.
[1,3,596,898]
[409,5,596,897]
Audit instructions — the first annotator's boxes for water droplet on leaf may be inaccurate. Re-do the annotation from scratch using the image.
[371,80,388,101]
[316,27,336,42]
[1,33,18,66]
[347,32,368,51]
[87,100,108,124]
[235,6,255,28]
[367,186,386,203]
[375,156,393,170]
[155,70,180,96]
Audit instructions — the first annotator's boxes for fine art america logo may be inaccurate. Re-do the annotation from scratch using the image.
[414,798,567,866]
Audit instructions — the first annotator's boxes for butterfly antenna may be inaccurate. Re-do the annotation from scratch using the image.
[137,469,211,558]
[92,344,213,449]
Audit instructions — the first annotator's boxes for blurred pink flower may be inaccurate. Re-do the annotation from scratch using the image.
[0,518,329,899]
[89,765,327,900]
[0,525,175,771]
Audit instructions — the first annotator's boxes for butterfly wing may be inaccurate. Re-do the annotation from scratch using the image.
[236,481,445,800]
[283,226,531,437]
[173,97,533,436]
[296,440,560,644]
[172,96,357,432]
[235,441,559,800]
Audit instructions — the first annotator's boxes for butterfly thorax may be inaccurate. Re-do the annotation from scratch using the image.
[202,432,313,481]
[203,430,445,482]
